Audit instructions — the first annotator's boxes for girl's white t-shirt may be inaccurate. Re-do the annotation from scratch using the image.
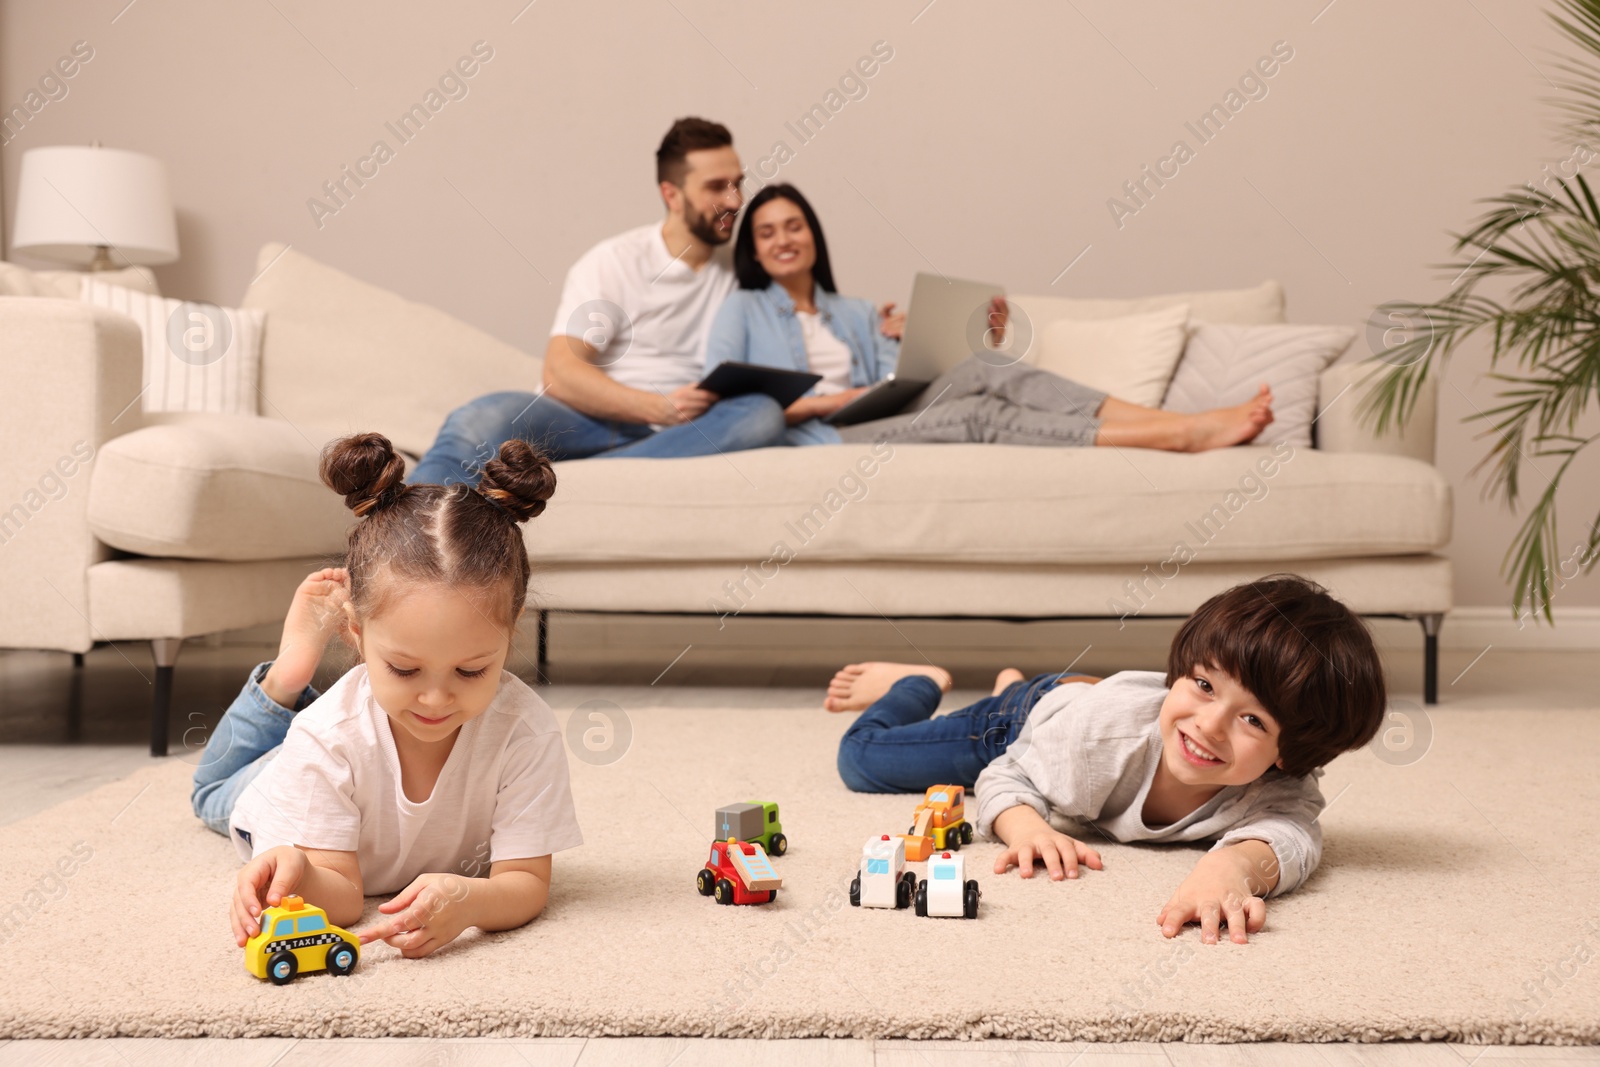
[229,664,583,895]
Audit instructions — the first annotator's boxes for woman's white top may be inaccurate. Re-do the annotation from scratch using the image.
[795,310,854,395]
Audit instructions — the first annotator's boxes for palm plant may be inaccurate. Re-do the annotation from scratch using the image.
[1361,0,1600,622]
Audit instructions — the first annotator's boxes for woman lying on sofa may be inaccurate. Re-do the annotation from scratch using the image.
[703,183,1273,452]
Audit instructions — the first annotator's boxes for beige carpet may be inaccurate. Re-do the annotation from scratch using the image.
[1,696,1598,1043]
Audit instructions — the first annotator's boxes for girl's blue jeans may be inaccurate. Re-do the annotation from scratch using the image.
[190,660,320,837]
[836,671,1086,794]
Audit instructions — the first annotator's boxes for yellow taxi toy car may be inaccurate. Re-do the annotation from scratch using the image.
[244,895,360,985]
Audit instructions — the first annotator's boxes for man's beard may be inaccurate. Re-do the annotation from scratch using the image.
[685,200,735,246]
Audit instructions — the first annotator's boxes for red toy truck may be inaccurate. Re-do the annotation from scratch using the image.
[696,838,782,905]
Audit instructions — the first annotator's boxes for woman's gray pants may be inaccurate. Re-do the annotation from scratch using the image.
[837,357,1110,447]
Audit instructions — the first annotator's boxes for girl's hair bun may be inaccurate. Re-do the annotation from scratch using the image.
[320,432,408,517]
[477,439,556,523]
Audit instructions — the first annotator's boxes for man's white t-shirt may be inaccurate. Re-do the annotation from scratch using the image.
[229,665,583,895]
[549,223,736,394]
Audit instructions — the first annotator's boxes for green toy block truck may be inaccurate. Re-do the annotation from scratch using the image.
[714,801,787,856]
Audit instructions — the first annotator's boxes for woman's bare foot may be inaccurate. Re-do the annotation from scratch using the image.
[261,568,351,708]
[991,668,1025,695]
[1185,384,1274,451]
[824,662,954,712]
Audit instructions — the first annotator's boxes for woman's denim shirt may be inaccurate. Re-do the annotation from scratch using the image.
[704,282,901,445]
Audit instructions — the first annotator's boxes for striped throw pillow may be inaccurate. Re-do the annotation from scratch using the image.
[1162,322,1354,448]
[80,278,264,415]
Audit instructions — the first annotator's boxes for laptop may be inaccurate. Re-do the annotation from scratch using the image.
[826,272,1005,426]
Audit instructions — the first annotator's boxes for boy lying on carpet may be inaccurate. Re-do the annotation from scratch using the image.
[190,432,583,959]
[825,574,1386,945]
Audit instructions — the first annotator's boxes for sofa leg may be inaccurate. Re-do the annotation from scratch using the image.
[67,650,86,743]
[536,609,549,685]
[150,638,183,757]
[1417,614,1442,706]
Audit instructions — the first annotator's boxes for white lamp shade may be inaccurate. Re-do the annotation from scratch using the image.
[11,146,179,267]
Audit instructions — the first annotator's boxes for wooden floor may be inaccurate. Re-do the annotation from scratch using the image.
[2,618,1597,1062]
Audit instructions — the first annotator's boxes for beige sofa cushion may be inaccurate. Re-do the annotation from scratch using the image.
[87,414,359,561]
[243,244,537,457]
[85,424,1449,567]
[1031,304,1190,406]
[1009,279,1284,338]
[526,442,1451,567]
[1315,360,1437,463]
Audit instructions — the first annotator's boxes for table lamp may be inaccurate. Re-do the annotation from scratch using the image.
[10,144,178,271]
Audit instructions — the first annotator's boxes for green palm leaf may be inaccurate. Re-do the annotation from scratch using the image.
[1359,0,1600,620]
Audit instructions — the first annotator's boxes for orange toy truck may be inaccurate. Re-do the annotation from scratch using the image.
[901,784,974,862]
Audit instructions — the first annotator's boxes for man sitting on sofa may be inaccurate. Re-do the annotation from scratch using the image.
[408,117,786,484]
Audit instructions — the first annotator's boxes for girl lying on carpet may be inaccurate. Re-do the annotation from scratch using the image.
[825,574,1386,946]
[190,432,582,958]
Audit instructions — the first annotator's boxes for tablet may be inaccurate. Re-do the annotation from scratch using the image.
[699,362,822,409]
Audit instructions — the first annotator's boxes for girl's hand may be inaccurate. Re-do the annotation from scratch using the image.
[993,827,1104,881]
[355,873,473,959]
[231,845,309,946]
[784,387,871,426]
[878,302,906,340]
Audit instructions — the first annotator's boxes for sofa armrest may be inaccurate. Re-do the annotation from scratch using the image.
[0,298,146,652]
[1313,360,1437,464]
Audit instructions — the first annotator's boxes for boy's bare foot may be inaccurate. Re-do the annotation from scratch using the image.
[824,662,954,712]
[1187,384,1274,452]
[261,568,351,708]
[991,668,1025,695]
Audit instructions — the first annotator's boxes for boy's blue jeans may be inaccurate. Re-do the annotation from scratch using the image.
[190,661,320,837]
[407,390,787,485]
[836,671,1086,794]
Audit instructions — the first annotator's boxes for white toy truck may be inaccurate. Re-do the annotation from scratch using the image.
[849,834,917,909]
[915,850,981,919]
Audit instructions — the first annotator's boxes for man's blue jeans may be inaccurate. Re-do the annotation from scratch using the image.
[190,661,320,838]
[836,671,1087,794]
[407,390,787,485]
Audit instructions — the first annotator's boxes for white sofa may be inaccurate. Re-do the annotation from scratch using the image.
[0,246,1450,754]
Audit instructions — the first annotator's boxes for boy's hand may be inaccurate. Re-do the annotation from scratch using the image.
[993,827,1104,880]
[231,845,309,946]
[1158,853,1267,944]
[355,873,473,959]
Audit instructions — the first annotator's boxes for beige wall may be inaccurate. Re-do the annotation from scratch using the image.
[2,0,1596,612]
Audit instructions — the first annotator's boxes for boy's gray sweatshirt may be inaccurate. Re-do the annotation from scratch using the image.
[973,670,1326,897]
